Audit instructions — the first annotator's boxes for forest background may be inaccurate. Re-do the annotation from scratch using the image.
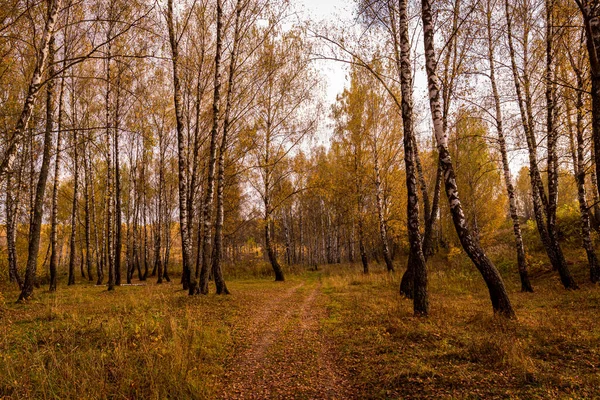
[1,0,600,397]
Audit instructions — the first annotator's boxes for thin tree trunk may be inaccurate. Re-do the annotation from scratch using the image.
[403,157,442,298]
[419,150,442,258]
[49,64,66,291]
[125,181,133,284]
[29,130,35,227]
[354,149,368,274]
[358,219,368,274]
[486,0,532,292]
[133,187,142,281]
[195,0,224,295]
[577,1,600,199]
[79,246,85,280]
[391,0,440,295]
[142,158,149,281]
[68,116,79,285]
[389,0,434,257]
[186,41,207,259]
[84,144,94,282]
[155,129,165,284]
[299,212,304,264]
[6,172,22,288]
[154,214,163,284]
[590,165,600,231]
[397,0,428,315]
[544,0,574,289]
[505,0,577,289]
[18,4,59,301]
[166,0,193,291]
[212,0,244,295]
[263,119,285,282]
[194,176,205,283]
[265,211,285,281]
[163,214,172,282]
[422,0,514,318]
[114,71,122,285]
[91,150,103,285]
[567,70,600,283]
[0,0,62,178]
[105,38,115,291]
[372,140,394,272]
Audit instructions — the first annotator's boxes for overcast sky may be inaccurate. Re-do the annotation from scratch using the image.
[290,0,528,174]
[293,0,356,146]
[304,0,356,97]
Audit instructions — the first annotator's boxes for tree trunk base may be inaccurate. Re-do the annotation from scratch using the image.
[400,258,414,299]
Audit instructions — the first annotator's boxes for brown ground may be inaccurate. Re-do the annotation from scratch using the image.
[220,281,354,399]
[3,260,600,399]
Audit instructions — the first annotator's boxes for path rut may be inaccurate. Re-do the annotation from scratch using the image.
[221,281,353,399]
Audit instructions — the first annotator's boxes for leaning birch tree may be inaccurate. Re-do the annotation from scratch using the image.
[484,0,533,292]
[421,0,515,317]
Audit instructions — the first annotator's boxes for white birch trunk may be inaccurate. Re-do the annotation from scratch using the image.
[421,0,514,317]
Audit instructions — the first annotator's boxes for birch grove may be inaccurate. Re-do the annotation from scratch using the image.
[1,0,600,320]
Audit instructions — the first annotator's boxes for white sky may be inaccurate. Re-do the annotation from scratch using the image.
[290,0,532,181]
[301,0,354,99]
[292,0,430,151]
[294,0,356,147]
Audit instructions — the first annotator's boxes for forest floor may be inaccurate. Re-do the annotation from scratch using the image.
[1,253,600,399]
[220,280,353,399]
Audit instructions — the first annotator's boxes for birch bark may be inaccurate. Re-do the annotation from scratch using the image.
[0,0,62,178]
[566,67,600,282]
[505,0,577,289]
[18,0,61,301]
[486,0,532,292]
[49,57,66,291]
[68,107,79,285]
[372,139,394,272]
[212,0,245,295]
[105,38,115,291]
[421,0,514,317]
[576,1,600,198]
[196,0,224,295]
[166,0,193,291]
[399,0,428,315]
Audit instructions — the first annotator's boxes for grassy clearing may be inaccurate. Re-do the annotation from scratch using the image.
[319,256,600,398]
[0,277,301,399]
[0,253,599,399]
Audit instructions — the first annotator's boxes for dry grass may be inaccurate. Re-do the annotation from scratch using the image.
[320,256,600,398]
[1,251,599,399]
[0,280,242,399]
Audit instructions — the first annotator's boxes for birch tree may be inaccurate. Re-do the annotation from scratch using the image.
[166,0,194,291]
[212,0,251,294]
[505,0,577,289]
[0,0,62,180]
[397,0,428,315]
[563,21,600,283]
[421,0,515,317]
[18,0,62,301]
[574,1,600,197]
[484,0,532,292]
[250,23,320,281]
